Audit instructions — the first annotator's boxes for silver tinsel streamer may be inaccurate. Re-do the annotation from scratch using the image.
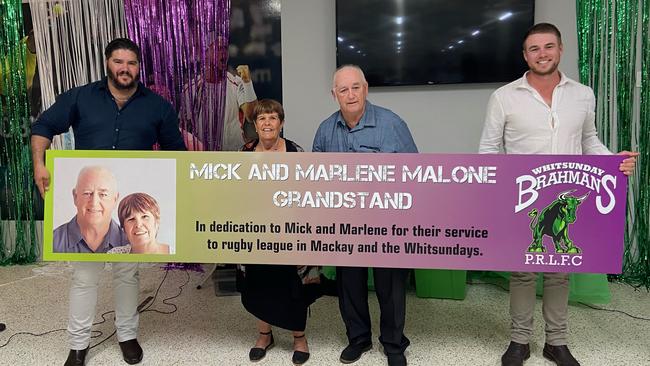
[28,0,128,150]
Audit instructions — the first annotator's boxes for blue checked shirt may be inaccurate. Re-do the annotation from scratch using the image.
[312,101,418,153]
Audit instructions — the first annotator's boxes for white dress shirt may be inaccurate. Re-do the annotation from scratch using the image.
[479,71,611,155]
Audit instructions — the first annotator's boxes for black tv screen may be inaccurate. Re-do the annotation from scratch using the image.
[336,1,535,86]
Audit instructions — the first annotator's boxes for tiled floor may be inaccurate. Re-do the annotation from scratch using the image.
[0,263,648,365]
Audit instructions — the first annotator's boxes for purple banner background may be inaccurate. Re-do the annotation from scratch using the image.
[178,152,628,274]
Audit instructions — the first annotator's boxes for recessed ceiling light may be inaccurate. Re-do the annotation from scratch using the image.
[499,12,513,21]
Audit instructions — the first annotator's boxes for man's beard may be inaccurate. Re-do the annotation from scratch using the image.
[107,68,140,90]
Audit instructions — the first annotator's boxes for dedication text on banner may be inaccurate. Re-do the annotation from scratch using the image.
[43,150,628,273]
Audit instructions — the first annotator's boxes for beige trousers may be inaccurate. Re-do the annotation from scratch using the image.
[68,262,140,349]
[509,271,569,346]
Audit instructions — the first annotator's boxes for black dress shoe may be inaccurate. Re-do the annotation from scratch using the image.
[501,341,530,366]
[64,347,88,366]
[292,350,310,365]
[119,339,143,365]
[543,344,581,366]
[249,331,274,362]
[339,341,372,364]
[387,353,407,366]
[292,334,310,365]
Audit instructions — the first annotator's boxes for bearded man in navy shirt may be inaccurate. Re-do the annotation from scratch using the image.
[31,38,185,366]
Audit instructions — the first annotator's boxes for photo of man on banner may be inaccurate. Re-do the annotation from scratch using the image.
[53,166,125,253]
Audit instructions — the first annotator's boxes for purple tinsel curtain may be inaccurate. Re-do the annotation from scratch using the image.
[123,0,230,151]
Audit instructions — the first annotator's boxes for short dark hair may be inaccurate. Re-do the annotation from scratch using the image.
[523,23,562,49]
[251,99,285,122]
[118,192,160,228]
[105,38,141,62]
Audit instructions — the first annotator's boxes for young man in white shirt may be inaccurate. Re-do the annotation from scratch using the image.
[479,23,638,366]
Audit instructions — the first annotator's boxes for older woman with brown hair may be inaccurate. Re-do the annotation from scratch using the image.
[241,98,302,153]
[117,193,170,254]
[238,99,320,365]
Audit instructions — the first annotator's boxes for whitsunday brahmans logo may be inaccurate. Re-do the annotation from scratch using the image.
[516,161,617,267]
[526,189,588,254]
[515,161,617,214]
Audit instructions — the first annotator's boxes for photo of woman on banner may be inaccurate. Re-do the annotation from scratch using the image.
[114,193,170,255]
[237,99,321,365]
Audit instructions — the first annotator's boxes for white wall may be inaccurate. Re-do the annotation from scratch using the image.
[281,0,578,153]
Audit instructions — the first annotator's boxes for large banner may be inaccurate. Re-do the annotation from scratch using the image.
[44,151,628,273]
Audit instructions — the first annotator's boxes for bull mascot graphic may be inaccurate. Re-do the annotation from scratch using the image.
[527,189,589,254]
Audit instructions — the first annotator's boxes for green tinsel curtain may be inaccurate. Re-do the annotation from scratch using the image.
[0,0,39,265]
[577,0,650,288]
[639,0,650,289]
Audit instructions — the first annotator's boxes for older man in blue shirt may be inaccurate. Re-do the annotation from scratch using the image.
[31,38,185,366]
[313,65,417,366]
[53,166,126,254]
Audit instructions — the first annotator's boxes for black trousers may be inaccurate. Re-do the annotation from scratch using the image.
[336,266,410,355]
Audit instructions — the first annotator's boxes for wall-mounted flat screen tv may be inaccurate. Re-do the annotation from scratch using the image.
[336,1,535,86]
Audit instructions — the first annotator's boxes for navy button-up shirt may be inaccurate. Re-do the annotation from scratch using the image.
[31,78,186,150]
[312,101,418,153]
